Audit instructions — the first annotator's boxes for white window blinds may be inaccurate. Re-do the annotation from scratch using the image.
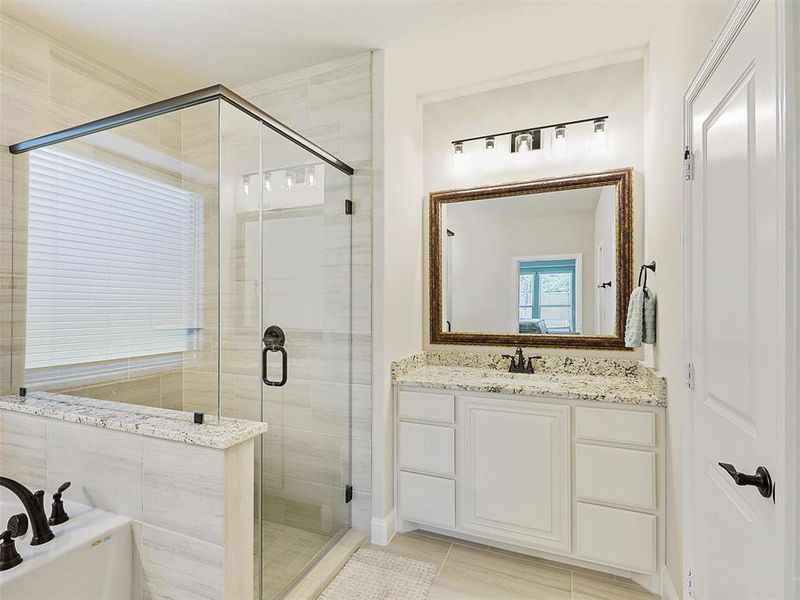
[26,148,203,372]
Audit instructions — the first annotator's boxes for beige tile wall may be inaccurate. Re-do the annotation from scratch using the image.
[0,15,164,396]
[0,410,254,599]
[0,18,224,411]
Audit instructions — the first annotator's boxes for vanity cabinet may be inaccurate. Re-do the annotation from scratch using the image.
[458,396,570,553]
[395,386,665,590]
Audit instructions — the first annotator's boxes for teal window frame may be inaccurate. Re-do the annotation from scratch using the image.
[518,258,577,333]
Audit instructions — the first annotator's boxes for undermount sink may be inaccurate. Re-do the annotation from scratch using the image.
[0,490,132,600]
[477,371,561,388]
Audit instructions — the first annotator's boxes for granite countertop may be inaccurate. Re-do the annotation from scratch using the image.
[392,352,666,407]
[0,392,269,449]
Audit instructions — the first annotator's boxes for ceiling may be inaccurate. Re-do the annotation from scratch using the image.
[1,1,674,98]
[445,187,606,224]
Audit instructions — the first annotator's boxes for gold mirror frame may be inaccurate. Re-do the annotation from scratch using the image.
[429,168,634,350]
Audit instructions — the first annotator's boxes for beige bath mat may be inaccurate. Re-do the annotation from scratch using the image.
[319,547,437,600]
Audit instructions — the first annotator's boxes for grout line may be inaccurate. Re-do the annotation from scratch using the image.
[570,568,575,599]
[437,541,454,572]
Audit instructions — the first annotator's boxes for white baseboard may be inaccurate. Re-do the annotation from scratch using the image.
[661,567,679,600]
[370,509,396,546]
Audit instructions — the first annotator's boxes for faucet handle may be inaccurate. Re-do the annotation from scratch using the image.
[7,513,28,539]
[49,482,71,526]
[0,517,25,571]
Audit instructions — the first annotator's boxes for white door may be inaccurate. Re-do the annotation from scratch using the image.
[458,396,570,553]
[687,1,788,598]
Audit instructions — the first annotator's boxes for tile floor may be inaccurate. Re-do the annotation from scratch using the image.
[262,520,332,600]
[364,531,659,600]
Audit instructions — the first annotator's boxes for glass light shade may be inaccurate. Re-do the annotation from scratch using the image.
[552,125,567,154]
[514,132,532,152]
[242,175,251,196]
[592,119,609,150]
[285,170,295,190]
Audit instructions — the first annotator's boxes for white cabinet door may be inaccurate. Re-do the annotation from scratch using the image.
[458,396,570,552]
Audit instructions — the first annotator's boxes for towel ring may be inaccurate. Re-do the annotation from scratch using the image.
[638,261,656,288]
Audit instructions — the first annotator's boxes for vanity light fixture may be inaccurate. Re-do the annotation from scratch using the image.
[306,165,316,187]
[285,170,295,191]
[264,173,271,192]
[450,115,607,156]
[242,175,251,196]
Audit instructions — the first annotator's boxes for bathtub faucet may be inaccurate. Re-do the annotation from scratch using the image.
[0,477,54,545]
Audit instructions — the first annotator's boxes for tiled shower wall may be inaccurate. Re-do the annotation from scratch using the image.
[0,15,164,397]
[235,52,374,531]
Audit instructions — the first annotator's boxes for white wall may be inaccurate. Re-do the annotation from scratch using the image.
[642,2,733,595]
[422,59,644,355]
[446,208,596,334]
[371,50,424,537]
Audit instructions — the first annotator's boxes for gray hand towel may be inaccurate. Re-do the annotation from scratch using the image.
[625,286,656,347]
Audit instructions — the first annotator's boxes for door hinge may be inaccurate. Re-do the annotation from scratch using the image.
[345,485,353,504]
[344,199,353,215]
[685,362,695,390]
[684,147,695,181]
[686,568,695,598]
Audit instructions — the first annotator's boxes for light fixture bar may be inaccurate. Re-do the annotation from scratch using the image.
[450,115,608,146]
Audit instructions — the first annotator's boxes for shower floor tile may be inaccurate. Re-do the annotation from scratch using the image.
[261,520,332,600]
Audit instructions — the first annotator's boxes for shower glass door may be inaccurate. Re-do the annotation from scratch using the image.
[219,101,352,600]
[259,124,352,599]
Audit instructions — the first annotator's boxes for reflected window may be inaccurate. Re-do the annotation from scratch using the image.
[518,259,576,334]
[25,148,203,378]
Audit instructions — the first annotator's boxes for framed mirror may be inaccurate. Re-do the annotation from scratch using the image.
[429,168,633,349]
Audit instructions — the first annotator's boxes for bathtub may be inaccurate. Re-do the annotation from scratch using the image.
[0,491,132,600]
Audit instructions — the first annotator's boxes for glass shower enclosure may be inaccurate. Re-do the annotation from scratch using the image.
[9,86,354,599]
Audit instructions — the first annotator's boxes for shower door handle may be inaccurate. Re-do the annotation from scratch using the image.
[262,326,288,387]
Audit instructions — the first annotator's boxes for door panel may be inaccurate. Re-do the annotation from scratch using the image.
[689,2,785,597]
[458,396,570,552]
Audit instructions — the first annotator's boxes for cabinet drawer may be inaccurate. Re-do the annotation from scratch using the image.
[576,444,656,510]
[575,407,656,447]
[398,422,455,477]
[398,390,455,424]
[576,503,656,573]
[399,471,455,529]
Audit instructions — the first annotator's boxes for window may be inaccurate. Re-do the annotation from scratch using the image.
[25,148,203,377]
[518,258,577,333]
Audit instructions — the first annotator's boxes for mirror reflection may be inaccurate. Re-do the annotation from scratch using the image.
[441,185,617,337]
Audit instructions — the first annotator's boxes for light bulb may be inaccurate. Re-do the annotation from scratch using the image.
[285,171,295,191]
[242,175,251,196]
[306,166,316,187]
[484,137,495,151]
[264,173,271,192]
